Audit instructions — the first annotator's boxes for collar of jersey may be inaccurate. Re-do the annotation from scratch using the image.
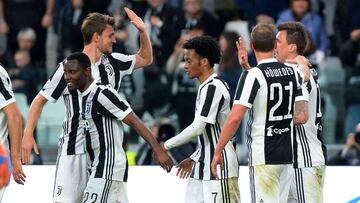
[80,80,97,97]
[200,73,218,87]
[257,58,277,66]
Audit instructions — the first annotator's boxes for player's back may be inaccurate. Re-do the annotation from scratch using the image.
[235,58,304,166]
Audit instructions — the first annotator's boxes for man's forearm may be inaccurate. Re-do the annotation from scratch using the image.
[24,94,47,136]
[136,30,153,67]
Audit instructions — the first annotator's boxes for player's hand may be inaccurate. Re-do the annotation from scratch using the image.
[21,131,40,165]
[176,158,194,179]
[10,158,26,185]
[286,55,311,82]
[211,152,224,179]
[152,146,173,172]
[236,37,250,70]
[124,7,146,33]
[41,13,53,28]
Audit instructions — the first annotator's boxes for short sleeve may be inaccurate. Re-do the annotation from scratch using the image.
[233,71,260,108]
[110,53,136,76]
[97,87,132,120]
[0,67,15,110]
[39,63,66,102]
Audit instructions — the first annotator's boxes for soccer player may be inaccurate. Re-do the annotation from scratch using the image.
[211,23,310,203]
[63,52,172,203]
[21,8,155,203]
[163,36,240,203]
[0,64,26,200]
[276,22,326,203]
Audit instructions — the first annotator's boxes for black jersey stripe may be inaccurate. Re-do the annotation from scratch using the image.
[200,84,216,117]
[205,124,215,180]
[234,71,248,101]
[94,113,105,178]
[248,78,260,104]
[101,88,129,111]
[67,91,80,155]
[0,77,12,100]
[99,63,109,85]
[50,75,66,100]
[198,135,205,180]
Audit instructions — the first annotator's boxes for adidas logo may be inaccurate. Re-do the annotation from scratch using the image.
[259,199,264,203]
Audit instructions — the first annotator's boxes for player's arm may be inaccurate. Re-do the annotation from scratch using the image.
[286,55,311,82]
[122,112,172,172]
[3,102,26,184]
[164,120,206,150]
[211,104,247,178]
[124,7,153,69]
[236,37,251,70]
[293,78,309,125]
[294,100,309,125]
[22,94,48,164]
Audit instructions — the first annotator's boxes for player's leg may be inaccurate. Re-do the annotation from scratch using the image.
[279,164,292,202]
[184,178,204,203]
[287,168,298,203]
[53,153,88,203]
[82,178,126,203]
[293,166,325,203]
[203,178,241,203]
[251,164,292,203]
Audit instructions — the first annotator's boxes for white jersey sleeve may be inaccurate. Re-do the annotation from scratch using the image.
[97,87,132,120]
[233,70,260,108]
[39,62,66,102]
[0,66,15,109]
[110,53,136,76]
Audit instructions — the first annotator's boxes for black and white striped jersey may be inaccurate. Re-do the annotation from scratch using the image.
[191,73,239,180]
[40,53,135,155]
[293,69,326,168]
[81,82,132,181]
[234,58,308,166]
[0,65,15,148]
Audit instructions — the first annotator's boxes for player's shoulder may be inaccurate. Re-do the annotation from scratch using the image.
[0,64,10,80]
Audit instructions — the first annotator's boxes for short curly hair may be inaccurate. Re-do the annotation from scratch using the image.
[183,36,221,68]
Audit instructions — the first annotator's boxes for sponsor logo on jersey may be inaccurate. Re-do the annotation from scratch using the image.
[267,126,290,136]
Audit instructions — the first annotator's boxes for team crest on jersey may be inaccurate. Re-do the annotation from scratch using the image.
[101,55,114,76]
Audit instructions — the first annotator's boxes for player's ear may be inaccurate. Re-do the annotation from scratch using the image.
[201,58,209,67]
[289,44,297,53]
[92,32,100,43]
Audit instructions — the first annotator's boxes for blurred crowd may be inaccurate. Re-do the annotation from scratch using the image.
[0,0,359,165]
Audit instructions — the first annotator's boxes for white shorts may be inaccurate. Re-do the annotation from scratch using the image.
[184,177,240,203]
[53,153,89,203]
[287,165,326,203]
[250,164,292,203]
[83,178,128,203]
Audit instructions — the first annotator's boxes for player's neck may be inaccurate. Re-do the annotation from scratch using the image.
[83,44,102,64]
[79,78,94,93]
[198,68,213,84]
[286,53,298,60]
[255,52,274,63]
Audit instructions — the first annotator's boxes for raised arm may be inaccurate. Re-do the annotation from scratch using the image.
[122,111,172,171]
[3,102,25,185]
[22,94,48,164]
[236,37,251,70]
[124,7,153,69]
